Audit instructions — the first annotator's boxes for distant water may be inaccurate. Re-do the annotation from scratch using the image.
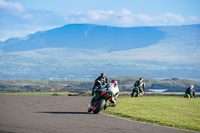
[152,78,200,81]
[148,89,200,93]
[148,89,168,92]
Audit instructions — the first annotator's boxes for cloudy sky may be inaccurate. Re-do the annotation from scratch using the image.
[0,0,200,41]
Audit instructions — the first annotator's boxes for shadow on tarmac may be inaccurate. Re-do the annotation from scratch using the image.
[35,111,90,114]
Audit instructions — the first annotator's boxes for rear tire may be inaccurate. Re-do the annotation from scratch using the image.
[131,89,135,97]
[131,92,133,97]
[133,91,138,97]
[93,99,105,114]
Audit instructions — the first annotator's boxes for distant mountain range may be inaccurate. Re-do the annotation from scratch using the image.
[2,24,165,52]
[0,24,200,80]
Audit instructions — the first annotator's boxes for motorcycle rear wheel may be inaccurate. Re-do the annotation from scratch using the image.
[133,91,139,97]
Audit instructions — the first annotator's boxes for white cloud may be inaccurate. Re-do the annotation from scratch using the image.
[1,6,200,41]
[157,13,185,25]
[87,10,114,21]
[189,16,200,24]
[134,14,153,25]
[165,13,185,22]
[22,13,33,19]
[114,9,134,26]
[66,9,135,26]
[120,9,132,16]
[133,13,186,26]
[0,29,29,41]
[64,9,200,27]
[0,0,25,15]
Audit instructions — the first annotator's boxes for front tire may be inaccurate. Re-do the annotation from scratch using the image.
[88,108,93,113]
[93,99,106,114]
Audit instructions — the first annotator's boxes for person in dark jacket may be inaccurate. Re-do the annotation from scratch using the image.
[184,85,196,98]
[92,73,108,96]
[131,78,145,97]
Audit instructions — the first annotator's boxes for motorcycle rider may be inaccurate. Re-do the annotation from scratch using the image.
[184,85,196,98]
[92,73,108,96]
[132,78,145,97]
[89,80,119,111]
[106,80,119,107]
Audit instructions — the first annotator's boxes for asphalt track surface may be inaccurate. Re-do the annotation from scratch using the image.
[0,95,197,133]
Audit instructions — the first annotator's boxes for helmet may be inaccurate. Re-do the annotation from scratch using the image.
[190,85,194,89]
[101,73,105,77]
[111,80,117,84]
[139,78,143,82]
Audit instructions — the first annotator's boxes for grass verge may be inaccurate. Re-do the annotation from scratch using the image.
[103,96,200,132]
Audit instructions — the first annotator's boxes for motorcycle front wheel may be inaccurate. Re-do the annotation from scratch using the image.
[93,99,106,114]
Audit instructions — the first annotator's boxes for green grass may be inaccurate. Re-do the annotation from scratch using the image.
[103,96,200,132]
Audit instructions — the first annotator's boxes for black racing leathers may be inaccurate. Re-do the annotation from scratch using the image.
[134,80,145,92]
[92,76,108,96]
[184,87,196,98]
[131,80,145,97]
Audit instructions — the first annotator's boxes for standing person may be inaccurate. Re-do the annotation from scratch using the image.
[92,73,108,96]
[184,85,196,98]
[131,78,145,97]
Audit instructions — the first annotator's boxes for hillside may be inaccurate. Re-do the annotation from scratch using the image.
[0,24,200,80]
[2,24,165,52]
[0,77,199,92]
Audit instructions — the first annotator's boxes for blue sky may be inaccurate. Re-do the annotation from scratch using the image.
[0,0,200,41]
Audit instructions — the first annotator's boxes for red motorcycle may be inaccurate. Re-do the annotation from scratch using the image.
[88,81,119,114]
